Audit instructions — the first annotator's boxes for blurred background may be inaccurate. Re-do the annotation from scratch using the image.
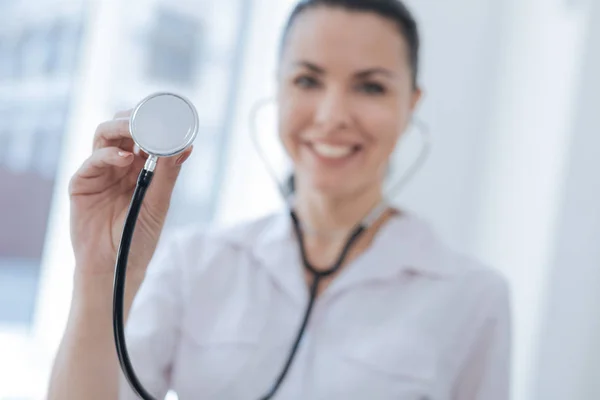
[0,0,598,399]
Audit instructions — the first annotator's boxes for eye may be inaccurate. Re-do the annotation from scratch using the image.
[357,81,386,95]
[294,75,321,89]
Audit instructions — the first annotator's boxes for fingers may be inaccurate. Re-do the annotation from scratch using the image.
[155,146,193,179]
[75,147,135,181]
[113,109,133,119]
[162,145,194,168]
[95,110,148,160]
[132,144,150,160]
[175,146,193,166]
[147,145,193,183]
[93,119,133,151]
[142,146,194,208]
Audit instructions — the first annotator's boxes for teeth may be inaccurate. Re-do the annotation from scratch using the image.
[312,143,354,159]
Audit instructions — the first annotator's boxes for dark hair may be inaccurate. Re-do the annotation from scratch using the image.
[280,0,421,88]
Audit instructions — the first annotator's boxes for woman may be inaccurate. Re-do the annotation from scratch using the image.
[48,0,511,399]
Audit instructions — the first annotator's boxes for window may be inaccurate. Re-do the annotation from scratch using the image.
[44,21,64,76]
[146,7,202,85]
[0,40,12,80]
[0,17,84,329]
[0,105,57,326]
[15,28,48,78]
[31,110,65,178]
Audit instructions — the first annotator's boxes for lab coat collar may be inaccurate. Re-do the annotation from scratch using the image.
[250,208,453,305]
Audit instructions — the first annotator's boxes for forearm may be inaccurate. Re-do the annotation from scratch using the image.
[47,270,144,400]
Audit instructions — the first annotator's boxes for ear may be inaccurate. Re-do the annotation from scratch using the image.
[410,87,423,112]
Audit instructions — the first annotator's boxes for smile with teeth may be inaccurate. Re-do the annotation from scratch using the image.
[311,143,358,159]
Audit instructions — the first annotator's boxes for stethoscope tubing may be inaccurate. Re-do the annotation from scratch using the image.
[114,99,431,399]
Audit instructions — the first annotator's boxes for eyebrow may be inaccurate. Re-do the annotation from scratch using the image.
[294,61,396,78]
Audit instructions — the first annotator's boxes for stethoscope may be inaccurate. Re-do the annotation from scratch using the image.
[113,92,431,399]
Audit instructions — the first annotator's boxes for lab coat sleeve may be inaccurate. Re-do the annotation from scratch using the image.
[453,275,512,400]
[118,231,188,400]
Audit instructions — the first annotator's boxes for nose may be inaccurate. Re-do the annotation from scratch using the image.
[314,87,352,133]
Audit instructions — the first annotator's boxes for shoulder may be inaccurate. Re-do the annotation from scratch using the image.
[444,249,510,305]
[401,212,510,306]
[397,212,512,333]
[436,240,511,324]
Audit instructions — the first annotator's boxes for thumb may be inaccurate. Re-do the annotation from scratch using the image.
[175,145,194,167]
[158,144,194,173]
[142,146,194,210]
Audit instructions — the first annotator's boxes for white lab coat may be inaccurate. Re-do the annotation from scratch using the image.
[119,210,511,400]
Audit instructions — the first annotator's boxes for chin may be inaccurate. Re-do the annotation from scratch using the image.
[305,176,357,197]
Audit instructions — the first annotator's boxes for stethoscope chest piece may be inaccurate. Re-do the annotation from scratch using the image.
[129,92,199,158]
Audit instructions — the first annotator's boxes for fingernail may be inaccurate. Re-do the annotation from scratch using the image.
[118,151,130,157]
[176,152,190,165]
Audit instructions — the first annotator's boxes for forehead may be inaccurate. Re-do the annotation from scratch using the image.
[282,7,409,72]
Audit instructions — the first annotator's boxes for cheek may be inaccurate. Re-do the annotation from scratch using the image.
[361,105,407,159]
[277,93,314,154]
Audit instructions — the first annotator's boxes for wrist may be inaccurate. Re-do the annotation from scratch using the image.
[71,266,145,315]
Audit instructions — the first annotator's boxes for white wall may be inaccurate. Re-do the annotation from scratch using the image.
[217,1,595,400]
[531,0,600,398]
[472,0,589,399]
[399,0,505,252]
[215,0,297,225]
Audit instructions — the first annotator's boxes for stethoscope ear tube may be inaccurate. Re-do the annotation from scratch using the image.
[248,98,432,211]
[258,211,367,400]
[246,100,432,399]
[113,167,158,400]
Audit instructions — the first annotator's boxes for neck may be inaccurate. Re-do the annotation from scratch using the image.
[294,184,385,236]
[292,183,394,271]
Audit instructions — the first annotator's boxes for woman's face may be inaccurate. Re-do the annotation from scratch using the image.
[277,7,421,198]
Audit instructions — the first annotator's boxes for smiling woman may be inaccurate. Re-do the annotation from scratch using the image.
[47,1,512,400]
[277,2,421,210]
